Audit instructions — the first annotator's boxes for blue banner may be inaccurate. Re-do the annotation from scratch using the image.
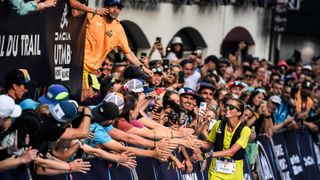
[295,129,320,179]
[243,155,254,180]
[256,135,282,180]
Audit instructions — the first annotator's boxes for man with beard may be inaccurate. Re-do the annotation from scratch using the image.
[272,83,295,132]
[293,80,318,132]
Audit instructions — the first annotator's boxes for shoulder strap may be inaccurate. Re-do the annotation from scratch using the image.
[213,120,227,151]
[230,123,246,160]
[230,123,245,146]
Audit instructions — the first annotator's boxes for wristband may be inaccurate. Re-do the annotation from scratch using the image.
[83,114,91,118]
[208,150,214,157]
[77,140,84,149]
[93,8,97,15]
[139,64,144,70]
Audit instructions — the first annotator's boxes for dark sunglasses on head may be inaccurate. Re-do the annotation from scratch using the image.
[255,88,267,96]
[151,67,163,73]
[224,104,239,111]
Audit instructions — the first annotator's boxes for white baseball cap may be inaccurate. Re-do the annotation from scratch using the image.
[0,95,22,119]
[124,79,144,93]
[103,92,125,110]
[269,95,281,105]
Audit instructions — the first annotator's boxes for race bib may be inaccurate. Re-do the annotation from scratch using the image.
[215,158,236,174]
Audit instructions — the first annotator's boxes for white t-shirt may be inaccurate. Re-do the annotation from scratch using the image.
[184,71,201,90]
[166,52,178,61]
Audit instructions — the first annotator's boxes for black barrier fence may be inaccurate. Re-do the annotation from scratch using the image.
[256,129,320,180]
[1,129,320,180]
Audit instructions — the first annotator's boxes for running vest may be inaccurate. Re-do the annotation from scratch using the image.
[213,120,246,160]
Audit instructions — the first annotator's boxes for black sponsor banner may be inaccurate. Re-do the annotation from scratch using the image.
[314,132,320,171]
[0,167,29,180]
[0,0,85,101]
[153,160,180,180]
[243,155,254,180]
[296,129,320,179]
[272,132,294,179]
[135,157,157,180]
[282,131,306,179]
[108,161,133,180]
[72,159,111,180]
[256,135,282,180]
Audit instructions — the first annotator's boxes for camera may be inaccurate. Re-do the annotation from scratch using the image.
[162,58,169,71]
[168,111,180,123]
[149,104,163,113]
[178,71,185,84]
[140,52,147,58]
[156,37,161,43]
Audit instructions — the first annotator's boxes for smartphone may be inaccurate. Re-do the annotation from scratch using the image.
[199,102,207,113]
[156,37,161,43]
[140,52,147,58]
[87,126,97,145]
[178,71,185,84]
[163,59,169,71]
[155,106,163,113]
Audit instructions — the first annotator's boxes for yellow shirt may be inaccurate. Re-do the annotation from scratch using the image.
[207,121,251,180]
[83,14,131,73]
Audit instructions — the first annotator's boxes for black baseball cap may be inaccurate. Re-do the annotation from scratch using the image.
[4,69,32,89]
[123,66,149,81]
[91,102,120,123]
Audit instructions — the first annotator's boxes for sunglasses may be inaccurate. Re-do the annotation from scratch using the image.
[151,67,163,73]
[224,104,239,111]
[244,74,253,78]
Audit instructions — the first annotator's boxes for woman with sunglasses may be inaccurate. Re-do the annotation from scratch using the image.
[199,98,251,180]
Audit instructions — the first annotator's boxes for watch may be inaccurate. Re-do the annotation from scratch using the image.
[139,64,144,71]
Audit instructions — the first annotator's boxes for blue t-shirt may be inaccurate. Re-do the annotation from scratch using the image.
[85,123,114,147]
[273,101,294,124]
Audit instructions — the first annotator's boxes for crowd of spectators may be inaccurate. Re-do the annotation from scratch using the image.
[0,0,320,179]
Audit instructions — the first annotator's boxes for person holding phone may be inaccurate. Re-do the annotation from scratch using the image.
[166,36,184,63]
[82,0,153,101]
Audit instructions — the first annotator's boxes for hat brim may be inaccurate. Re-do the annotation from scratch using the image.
[131,87,144,93]
[198,86,215,93]
[39,95,56,105]
[181,92,204,104]
[48,105,65,123]
[91,107,106,123]
[10,105,22,118]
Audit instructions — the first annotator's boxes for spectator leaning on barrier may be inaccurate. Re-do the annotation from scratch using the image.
[0,95,38,171]
[88,102,172,161]
[4,69,32,101]
[82,0,153,101]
